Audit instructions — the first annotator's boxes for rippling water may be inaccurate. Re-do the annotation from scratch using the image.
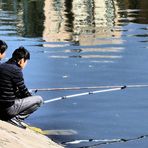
[0,0,148,147]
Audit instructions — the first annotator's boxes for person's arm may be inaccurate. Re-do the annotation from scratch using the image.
[12,69,31,98]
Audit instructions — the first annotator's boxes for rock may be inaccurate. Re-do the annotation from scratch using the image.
[0,120,64,148]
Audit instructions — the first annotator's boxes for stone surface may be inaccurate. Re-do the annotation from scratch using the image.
[0,120,64,148]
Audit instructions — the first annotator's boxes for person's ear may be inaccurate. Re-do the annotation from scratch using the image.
[18,58,23,65]
[0,52,6,60]
[18,58,25,68]
[18,58,27,69]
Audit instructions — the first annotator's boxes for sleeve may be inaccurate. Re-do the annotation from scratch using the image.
[12,69,32,98]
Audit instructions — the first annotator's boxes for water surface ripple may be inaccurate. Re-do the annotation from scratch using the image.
[0,0,148,148]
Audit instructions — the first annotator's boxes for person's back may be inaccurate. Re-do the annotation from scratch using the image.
[0,63,17,107]
[0,61,29,107]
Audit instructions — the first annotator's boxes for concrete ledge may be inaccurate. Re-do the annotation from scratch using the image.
[0,120,64,148]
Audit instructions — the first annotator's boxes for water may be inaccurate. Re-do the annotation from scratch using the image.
[0,0,148,147]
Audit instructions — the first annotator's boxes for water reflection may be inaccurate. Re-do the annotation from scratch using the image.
[43,0,73,42]
[117,0,148,24]
[43,0,123,44]
[1,0,147,62]
[42,0,124,62]
[0,1,148,147]
[1,0,147,39]
[0,0,44,37]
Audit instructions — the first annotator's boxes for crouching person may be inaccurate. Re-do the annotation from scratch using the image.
[0,46,43,128]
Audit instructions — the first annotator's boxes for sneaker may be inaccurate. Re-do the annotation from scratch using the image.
[7,118,26,129]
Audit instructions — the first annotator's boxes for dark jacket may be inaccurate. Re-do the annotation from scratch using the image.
[0,60,31,107]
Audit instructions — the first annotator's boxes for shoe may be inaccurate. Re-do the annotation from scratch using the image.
[7,118,26,129]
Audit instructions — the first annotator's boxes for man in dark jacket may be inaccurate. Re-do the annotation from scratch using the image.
[0,40,8,60]
[0,46,43,128]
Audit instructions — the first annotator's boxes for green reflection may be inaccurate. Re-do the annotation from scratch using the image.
[118,0,148,24]
[22,0,44,37]
[1,0,44,37]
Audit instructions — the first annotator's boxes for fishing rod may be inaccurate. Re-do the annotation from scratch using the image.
[30,84,148,93]
[43,86,126,104]
[62,134,148,146]
[62,138,122,145]
[76,134,148,148]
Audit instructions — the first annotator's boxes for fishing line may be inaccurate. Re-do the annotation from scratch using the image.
[30,84,148,93]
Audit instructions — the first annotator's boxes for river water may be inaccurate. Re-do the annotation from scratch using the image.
[0,0,148,147]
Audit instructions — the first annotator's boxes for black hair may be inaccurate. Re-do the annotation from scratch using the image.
[12,46,30,62]
[0,40,8,54]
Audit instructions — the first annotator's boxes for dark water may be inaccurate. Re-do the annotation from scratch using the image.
[0,0,148,147]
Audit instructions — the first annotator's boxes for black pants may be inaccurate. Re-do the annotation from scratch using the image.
[0,95,43,121]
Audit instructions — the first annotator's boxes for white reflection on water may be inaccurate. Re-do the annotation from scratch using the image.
[65,47,124,53]
[49,55,121,59]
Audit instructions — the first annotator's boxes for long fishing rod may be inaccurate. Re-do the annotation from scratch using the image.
[43,86,126,104]
[30,84,148,93]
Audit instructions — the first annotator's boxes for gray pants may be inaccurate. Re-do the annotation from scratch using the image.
[5,95,43,120]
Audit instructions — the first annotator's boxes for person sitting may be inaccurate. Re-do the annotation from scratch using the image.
[0,40,8,60]
[0,46,43,128]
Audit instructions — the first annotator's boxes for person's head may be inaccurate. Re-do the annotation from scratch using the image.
[12,46,30,69]
[0,40,8,60]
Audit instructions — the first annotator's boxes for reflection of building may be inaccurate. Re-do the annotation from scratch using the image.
[43,0,124,62]
[43,0,123,45]
[72,0,122,45]
[2,0,147,40]
[72,0,94,41]
[43,0,73,42]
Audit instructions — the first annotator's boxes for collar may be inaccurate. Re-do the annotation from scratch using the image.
[6,59,20,67]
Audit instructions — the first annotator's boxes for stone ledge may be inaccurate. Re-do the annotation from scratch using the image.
[0,120,64,148]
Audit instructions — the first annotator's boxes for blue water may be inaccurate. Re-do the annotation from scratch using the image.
[0,0,148,147]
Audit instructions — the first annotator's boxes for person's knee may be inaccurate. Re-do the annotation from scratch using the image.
[35,95,44,106]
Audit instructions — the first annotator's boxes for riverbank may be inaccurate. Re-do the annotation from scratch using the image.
[0,120,64,148]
